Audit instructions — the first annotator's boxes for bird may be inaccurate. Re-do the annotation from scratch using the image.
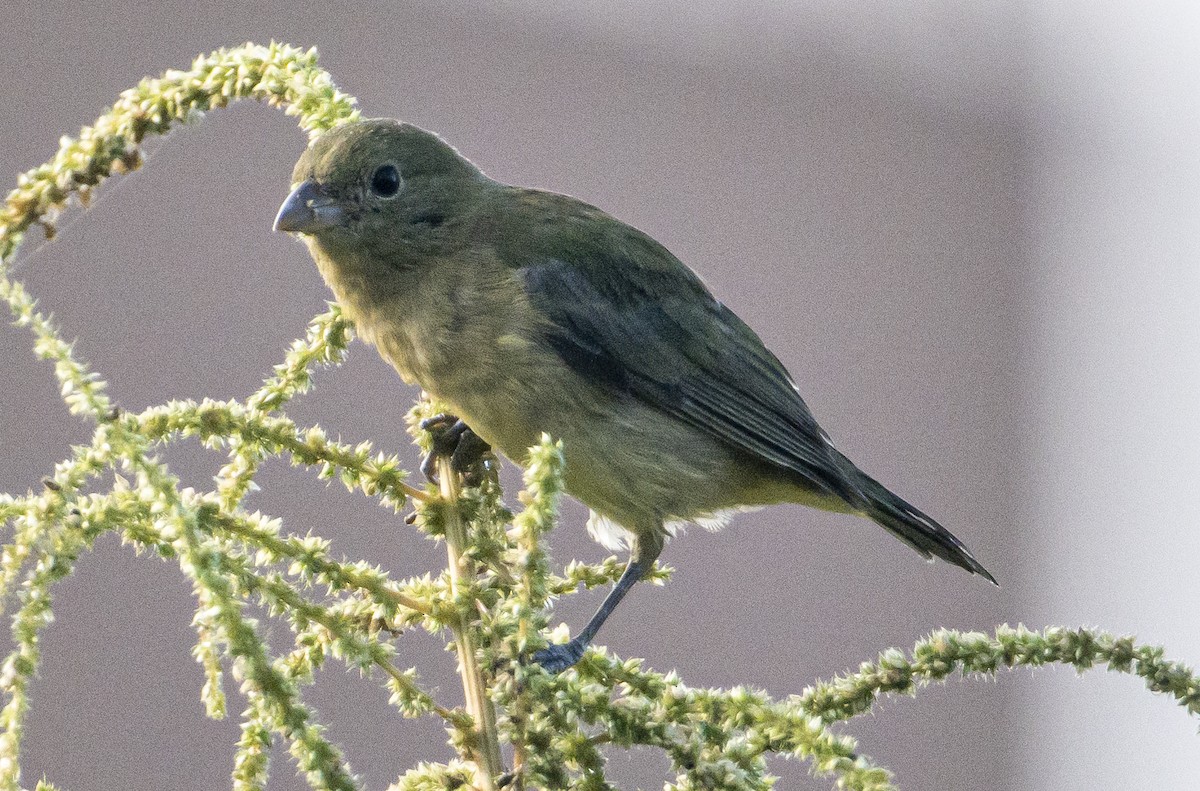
[274,118,996,673]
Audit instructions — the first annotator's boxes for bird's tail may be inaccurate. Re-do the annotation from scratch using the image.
[851,466,997,585]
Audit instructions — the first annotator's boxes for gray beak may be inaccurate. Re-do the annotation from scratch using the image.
[274,180,346,234]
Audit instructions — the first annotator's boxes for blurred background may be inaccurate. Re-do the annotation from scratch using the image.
[2,1,1198,788]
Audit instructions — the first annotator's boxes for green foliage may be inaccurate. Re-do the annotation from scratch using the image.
[0,42,1197,791]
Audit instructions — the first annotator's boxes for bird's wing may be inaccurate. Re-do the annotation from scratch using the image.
[501,193,859,503]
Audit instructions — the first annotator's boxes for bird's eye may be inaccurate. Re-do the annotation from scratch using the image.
[369,164,401,198]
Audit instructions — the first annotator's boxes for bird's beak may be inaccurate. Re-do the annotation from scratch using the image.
[274,180,346,234]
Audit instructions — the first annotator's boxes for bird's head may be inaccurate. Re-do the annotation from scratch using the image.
[274,118,486,262]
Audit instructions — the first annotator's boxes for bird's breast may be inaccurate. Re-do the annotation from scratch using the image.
[323,251,552,456]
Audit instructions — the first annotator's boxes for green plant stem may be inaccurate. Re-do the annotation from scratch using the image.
[438,456,503,789]
[800,625,1200,727]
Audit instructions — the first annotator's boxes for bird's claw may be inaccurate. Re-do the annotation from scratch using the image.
[419,413,457,434]
[419,413,458,483]
[532,639,587,674]
[420,413,494,486]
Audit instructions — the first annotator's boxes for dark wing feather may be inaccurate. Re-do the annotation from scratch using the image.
[495,191,996,583]
[513,220,860,504]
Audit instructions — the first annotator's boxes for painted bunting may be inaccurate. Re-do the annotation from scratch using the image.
[275,119,995,672]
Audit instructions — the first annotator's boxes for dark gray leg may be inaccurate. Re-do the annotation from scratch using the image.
[533,558,646,673]
[534,532,663,673]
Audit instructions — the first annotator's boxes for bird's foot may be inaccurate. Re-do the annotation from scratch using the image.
[420,413,494,486]
[532,638,588,674]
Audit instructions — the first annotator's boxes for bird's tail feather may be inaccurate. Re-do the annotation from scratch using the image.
[853,469,997,585]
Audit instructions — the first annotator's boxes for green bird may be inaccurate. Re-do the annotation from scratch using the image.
[274,118,996,672]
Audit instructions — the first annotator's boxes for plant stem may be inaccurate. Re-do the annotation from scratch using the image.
[439,457,503,789]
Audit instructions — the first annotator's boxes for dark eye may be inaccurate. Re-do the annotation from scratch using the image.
[369,164,401,197]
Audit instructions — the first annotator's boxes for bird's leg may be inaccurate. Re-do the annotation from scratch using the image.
[533,555,648,674]
[419,413,494,485]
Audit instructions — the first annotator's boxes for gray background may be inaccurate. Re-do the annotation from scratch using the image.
[1,1,1198,788]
